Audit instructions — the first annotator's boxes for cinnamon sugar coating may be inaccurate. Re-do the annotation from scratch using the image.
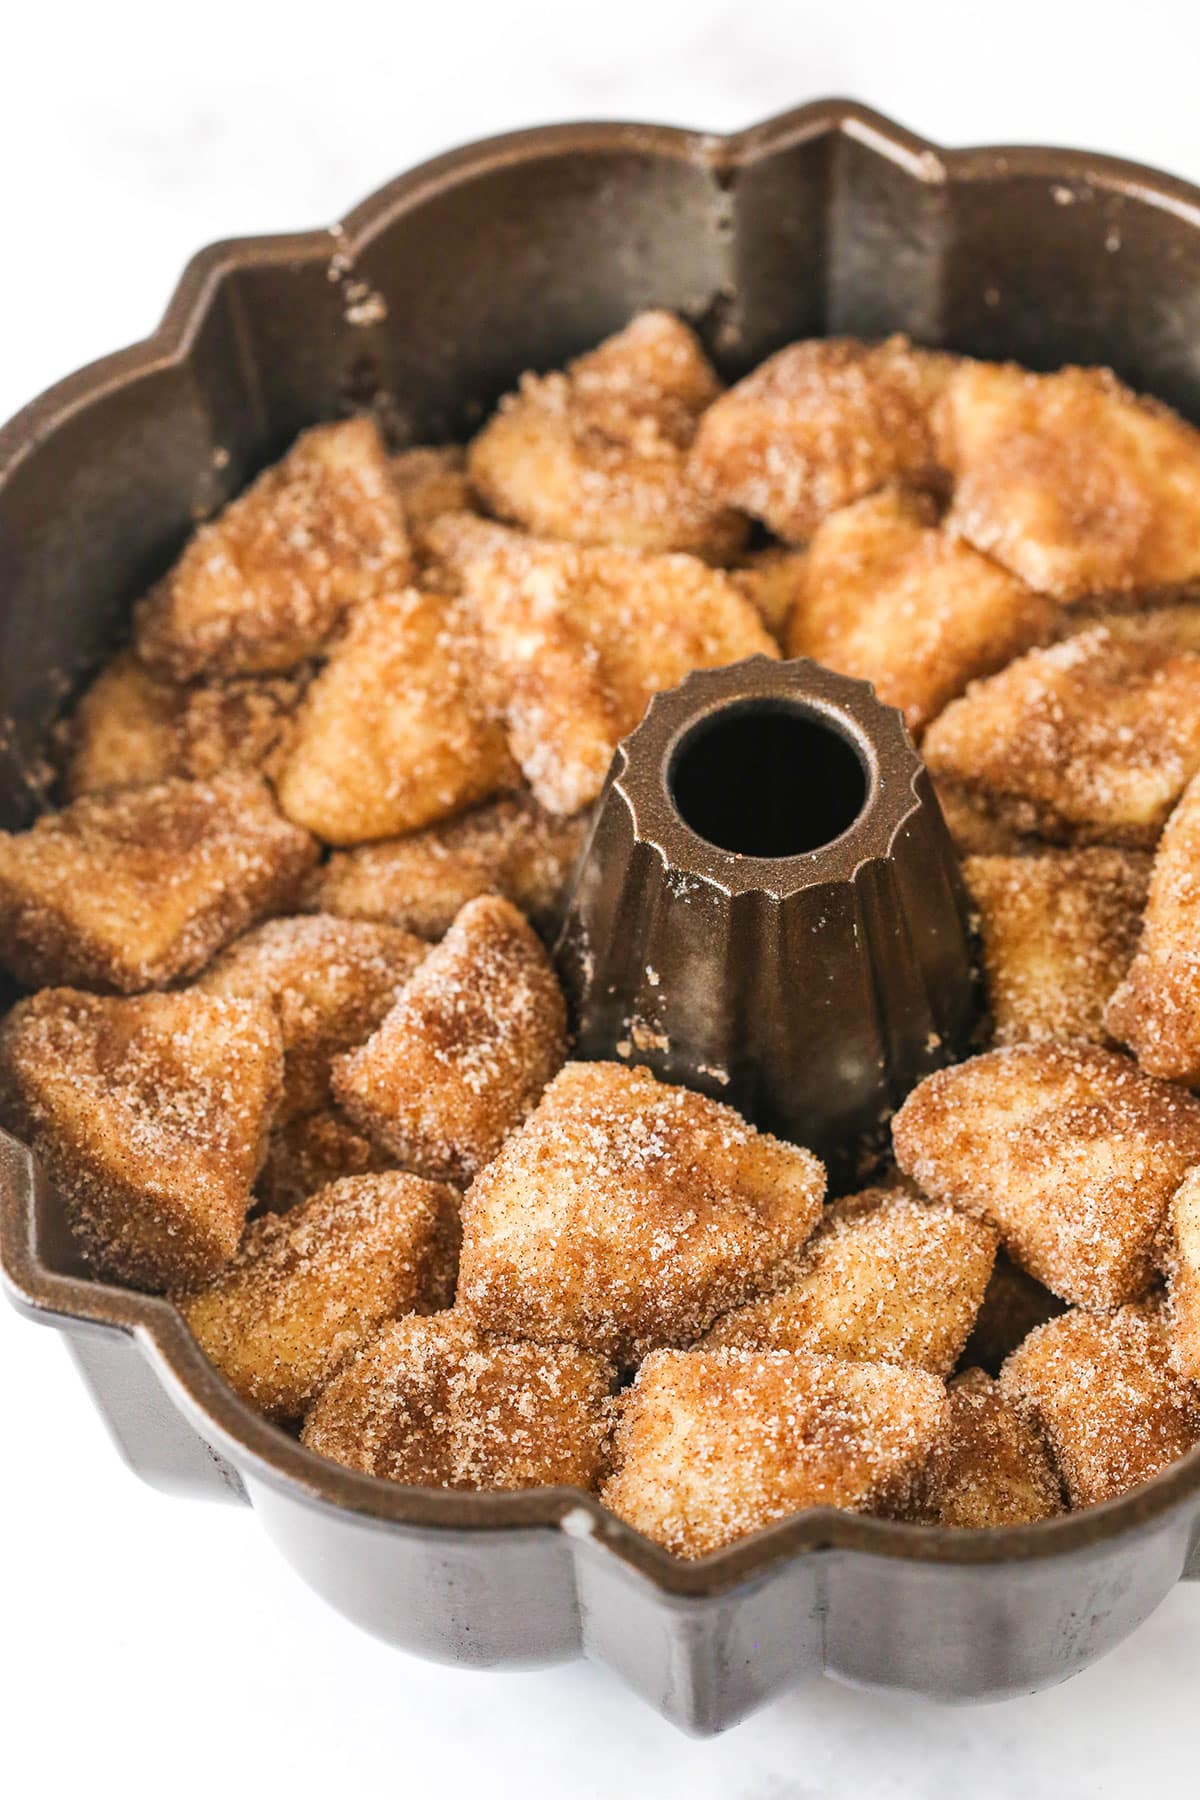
[892,1042,1200,1309]
[469,311,746,561]
[786,488,1057,734]
[427,514,776,814]
[0,987,282,1290]
[0,772,317,993]
[333,896,566,1185]
[136,419,413,679]
[390,445,477,560]
[961,1253,1065,1375]
[1105,770,1200,1081]
[933,779,1037,856]
[256,1107,392,1214]
[305,793,587,940]
[922,609,1200,846]
[1164,1167,1200,1383]
[964,848,1151,1046]
[276,585,516,845]
[704,1185,996,1375]
[1001,1303,1200,1508]
[937,361,1200,602]
[63,651,305,799]
[180,1172,460,1419]
[198,914,426,1121]
[689,335,956,544]
[456,1061,826,1363]
[302,1310,615,1492]
[602,1348,948,1557]
[907,1368,1064,1528]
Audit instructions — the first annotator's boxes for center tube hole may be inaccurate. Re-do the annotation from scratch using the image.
[668,699,869,858]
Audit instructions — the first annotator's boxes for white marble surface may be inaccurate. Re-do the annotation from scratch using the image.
[5,4,1200,1792]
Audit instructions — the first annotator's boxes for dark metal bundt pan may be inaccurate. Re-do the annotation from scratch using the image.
[4,100,1200,1735]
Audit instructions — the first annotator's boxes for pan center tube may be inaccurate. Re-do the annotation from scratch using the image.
[554,654,977,1183]
[669,697,870,859]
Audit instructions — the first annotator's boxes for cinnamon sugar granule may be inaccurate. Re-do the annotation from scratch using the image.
[787,487,1057,734]
[256,1107,392,1214]
[0,772,317,992]
[63,651,306,799]
[305,792,587,940]
[135,418,413,679]
[198,914,426,1120]
[907,1368,1064,1528]
[0,986,282,1291]
[922,608,1200,847]
[1106,769,1200,1081]
[704,1184,996,1374]
[180,1171,460,1419]
[602,1348,949,1557]
[456,1061,825,1362]
[302,1310,615,1492]
[936,361,1200,601]
[426,514,775,814]
[1163,1167,1200,1382]
[961,1252,1065,1374]
[469,311,747,561]
[892,1042,1200,1309]
[964,847,1150,1045]
[275,585,517,844]
[334,896,566,1185]
[1001,1303,1200,1508]
[690,335,957,544]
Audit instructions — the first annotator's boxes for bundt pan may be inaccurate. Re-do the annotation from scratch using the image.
[4,99,1200,1734]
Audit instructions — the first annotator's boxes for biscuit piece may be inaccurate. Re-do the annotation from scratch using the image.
[334,897,566,1184]
[1164,1167,1200,1382]
[786,488,1057,733]
[964,848,1150,1046]
[908,1368,1064,1528]
[256,1107,393,1214]
[934,781,1036,856]
[469,311,746,561]
[1001,1304,1200,1507]
[1106,772,1200,1081]
[961,1253,1065,1375]
[0,987,282,1290]
[892,1042,1200,1309]
[705,1186,996,1374]
[302,1310,615,1491]
[602,1348,948,1557]
[922,610,1200,846]
[306,793,587,940]
[390,445,476,559]
[428,515,776,814]
[275,586,516,844]
[180,1172,460,1419]
[937,361,1200,602]
[457,1061,826,1362]
[730,546,808,640]
[136,419,412,679]
[63,652,305,799]
[0,773,317,993]
[690,335,955,544]
[198,914,426,1120]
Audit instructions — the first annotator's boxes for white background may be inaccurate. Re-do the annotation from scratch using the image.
[4,4,1200,1794]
